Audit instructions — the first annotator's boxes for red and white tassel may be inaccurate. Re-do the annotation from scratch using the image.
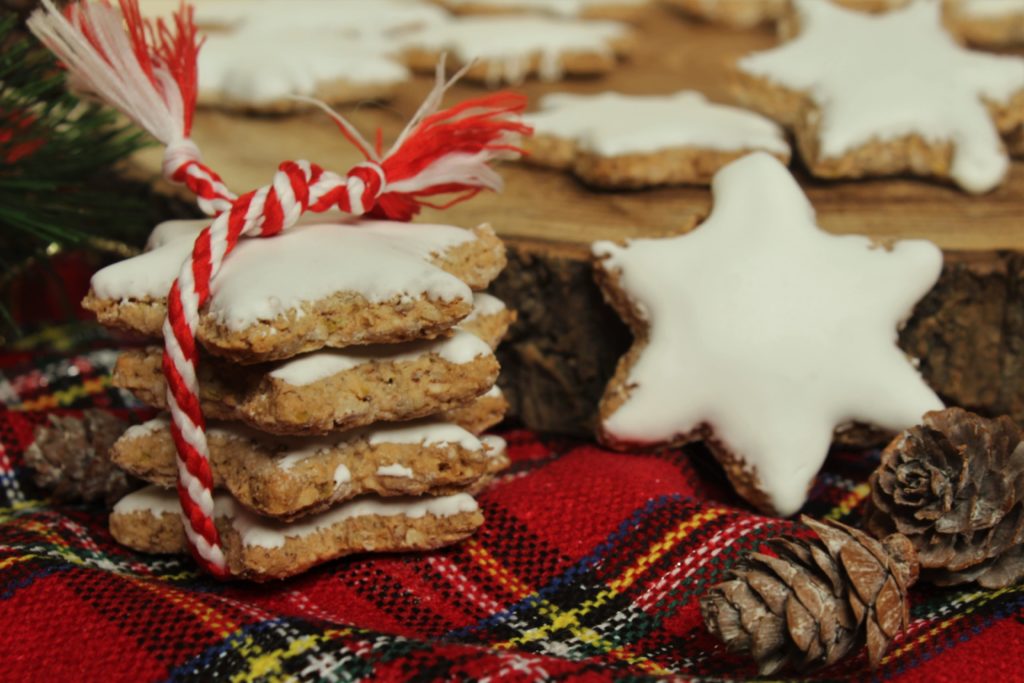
[30,0,531,577]
[28,0,233,216]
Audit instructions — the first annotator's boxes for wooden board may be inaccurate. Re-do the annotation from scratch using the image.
[130,3,1024,436]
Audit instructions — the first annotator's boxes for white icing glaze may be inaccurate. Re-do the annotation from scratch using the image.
[400,16,629,84]
[444,0,647,16]
[377,463,415,478]
[482,385,503,398]
[367,419,483,450]
[592,153,944,516]
[269,330,492,386]
[333,464,352,487]
[92,219,477,329]
[198,30,409,106]
[525,91,789,157]
[480,434,507,458]
[957,0,1024,18]
[145,219,207,251]
[209,222,474,330]
[206,422,254,443]
[121,415,171,441]
[113,485,180,516]
[221,492,479,549]
[186,0,448,35]
[92,234,194,300]
[738,0,1024,193]
[462,293,507,323]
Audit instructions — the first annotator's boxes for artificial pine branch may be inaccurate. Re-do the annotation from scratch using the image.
[0,14,150,336]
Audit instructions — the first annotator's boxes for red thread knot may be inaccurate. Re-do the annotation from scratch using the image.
[345,161,386,215]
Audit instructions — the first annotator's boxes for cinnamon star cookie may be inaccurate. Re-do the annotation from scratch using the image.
[593,153,944,516]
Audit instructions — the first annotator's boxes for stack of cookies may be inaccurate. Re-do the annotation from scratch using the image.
[86,215,515,580]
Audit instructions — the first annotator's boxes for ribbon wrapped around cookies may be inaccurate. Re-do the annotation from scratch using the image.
[28,0,530,577]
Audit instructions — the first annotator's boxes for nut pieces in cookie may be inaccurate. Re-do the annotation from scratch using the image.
[522,90,790,189]
[593,153,943,516]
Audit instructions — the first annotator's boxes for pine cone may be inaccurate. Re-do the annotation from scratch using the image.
[700,517,918,675]
[864,407,1024,589]
[24,411,139,506]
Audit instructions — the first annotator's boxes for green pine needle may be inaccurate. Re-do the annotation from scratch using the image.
[0,15,154,337]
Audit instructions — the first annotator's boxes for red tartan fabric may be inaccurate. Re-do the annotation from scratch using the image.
[1,342,1023,682]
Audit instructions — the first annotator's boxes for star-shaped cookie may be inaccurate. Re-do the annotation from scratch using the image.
[197,30,411,111]
[592,153,944,516]
[400,15,632,85]
[85,217,505,363]
[140,0,442,111]
[735,0,1024,193]
[523,90,790,188]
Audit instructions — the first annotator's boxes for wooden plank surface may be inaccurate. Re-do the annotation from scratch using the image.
[131,2,1024,252]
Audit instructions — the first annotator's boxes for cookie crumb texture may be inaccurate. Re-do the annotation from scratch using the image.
[113,333,500,436]
[593,153,943,516]
[110,417,509,520]
[946,0,1024,48]
[401,15,634,85]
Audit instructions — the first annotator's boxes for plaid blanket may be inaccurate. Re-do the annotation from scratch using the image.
[1,337,1022,682]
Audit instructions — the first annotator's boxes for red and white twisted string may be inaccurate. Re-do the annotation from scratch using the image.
[30,0,529,576]
[162,160,390,574]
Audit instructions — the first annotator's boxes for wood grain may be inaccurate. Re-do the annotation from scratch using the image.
[129,3,1024,436]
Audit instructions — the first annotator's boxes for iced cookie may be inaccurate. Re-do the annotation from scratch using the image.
[196,30,410,113]
[110,416,508,520]
[592,153,943,517]
[665,0,909,28]
[400,16,633,86]
[734,0,1024,193]
[109,485,483,580]
[83,219,506,363]
[459,293,516,349]
[180,0,448,35]
[434,0,650,21]
[945,0,1024,48]
[113,331,500,435]
[522,91,790,188]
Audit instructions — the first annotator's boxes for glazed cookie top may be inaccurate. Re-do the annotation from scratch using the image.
[268,330,493,386]
[593,153,944,516]
[92,218,480,331]
[524,91,790,156]
[198,30,409,105]
[400,15,629,83]
[738,0,1024,193]
[462,293,507,322]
